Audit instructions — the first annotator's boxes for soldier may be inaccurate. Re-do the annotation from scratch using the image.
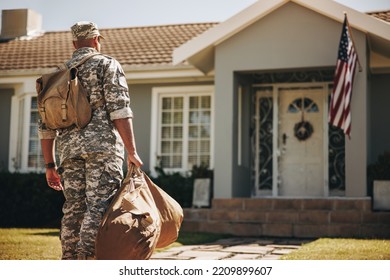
[39,21,143,260]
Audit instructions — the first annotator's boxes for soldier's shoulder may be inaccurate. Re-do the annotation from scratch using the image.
[96,53,116,62]
[95,54,122,66]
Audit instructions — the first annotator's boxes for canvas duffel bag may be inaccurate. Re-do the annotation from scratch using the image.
[95,167,161,260]
[143,174,184,248]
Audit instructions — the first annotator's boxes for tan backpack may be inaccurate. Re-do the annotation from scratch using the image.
[36,53,102,130]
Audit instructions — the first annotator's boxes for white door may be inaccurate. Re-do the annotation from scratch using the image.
[278,88,325,197]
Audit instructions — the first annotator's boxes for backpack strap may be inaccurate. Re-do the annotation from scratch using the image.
[92,98,105,110]
[63,52,101,69]
[73,52,101,68]
[69,52,106,110]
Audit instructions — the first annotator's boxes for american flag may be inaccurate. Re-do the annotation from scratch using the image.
[328,15,358,138]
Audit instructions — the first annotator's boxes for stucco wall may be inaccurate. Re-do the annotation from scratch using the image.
[214,2,368,198]
[128,84,153,171]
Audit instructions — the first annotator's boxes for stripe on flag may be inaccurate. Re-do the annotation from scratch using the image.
[328,14,358,138]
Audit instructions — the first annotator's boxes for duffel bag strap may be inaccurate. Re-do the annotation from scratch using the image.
[61,101,67,121]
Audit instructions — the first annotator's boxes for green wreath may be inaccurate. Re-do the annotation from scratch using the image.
[294,121,313,141]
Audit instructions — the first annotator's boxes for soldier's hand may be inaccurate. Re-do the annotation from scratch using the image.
[128,152,143,168]
[46,168,64,191]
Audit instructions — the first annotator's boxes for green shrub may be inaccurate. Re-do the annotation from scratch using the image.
[0,164,213,227]
[367,151,390,196]
[0,172,64,227]
[150,163,213,208]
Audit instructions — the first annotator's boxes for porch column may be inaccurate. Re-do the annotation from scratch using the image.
[213,66,234,199]
[345,30,368,197]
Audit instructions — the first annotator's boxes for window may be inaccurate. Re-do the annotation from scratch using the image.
[151,86,214,173]
[288,97,319,113]
[160,96,184,168]
[9,94,44,172]
[28,97,44,169]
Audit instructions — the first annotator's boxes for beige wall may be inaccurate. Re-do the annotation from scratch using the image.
[214,2,368,198]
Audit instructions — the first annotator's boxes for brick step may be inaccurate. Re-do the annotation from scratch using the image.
[182,198,390,239]
[212,198,372,211]
[184,208,390,225]
[181,220,390,238]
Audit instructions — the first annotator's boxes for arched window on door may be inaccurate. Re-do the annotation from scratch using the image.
[288,97,319,113]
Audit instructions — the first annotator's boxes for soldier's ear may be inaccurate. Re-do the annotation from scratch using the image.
[93,36,100,51]
[93,36,99,45]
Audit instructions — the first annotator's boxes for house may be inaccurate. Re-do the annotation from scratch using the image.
[1,0,389,238]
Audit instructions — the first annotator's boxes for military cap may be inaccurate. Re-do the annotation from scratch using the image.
[71,21,104,40]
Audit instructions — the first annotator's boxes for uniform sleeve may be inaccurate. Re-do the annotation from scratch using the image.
[38,119,57,139]
[103,59,133,120]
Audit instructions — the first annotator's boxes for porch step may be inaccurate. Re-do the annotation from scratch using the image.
[182,198,390,239]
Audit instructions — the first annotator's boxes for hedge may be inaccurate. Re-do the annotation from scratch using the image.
[0,165,213,227]
[0,172,64,227]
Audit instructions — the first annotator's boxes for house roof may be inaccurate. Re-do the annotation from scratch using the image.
[368,10,390,23]
[0,22,217,72]
[173,0,390,73]
[0,3,388,75]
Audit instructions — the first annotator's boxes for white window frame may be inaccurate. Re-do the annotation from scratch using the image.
[9,91,44,173]
[150,85,214,176]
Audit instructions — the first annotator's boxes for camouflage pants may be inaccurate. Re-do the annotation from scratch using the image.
[59,153,123,260]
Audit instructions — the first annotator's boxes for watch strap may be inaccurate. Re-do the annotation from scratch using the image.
[45,162,56,169]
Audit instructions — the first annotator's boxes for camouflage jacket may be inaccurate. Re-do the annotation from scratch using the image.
[38,47,133,162]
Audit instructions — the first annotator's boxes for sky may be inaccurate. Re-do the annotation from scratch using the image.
[0,0,389,32]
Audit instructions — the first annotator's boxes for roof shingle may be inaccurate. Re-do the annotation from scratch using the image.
[368,10,390,23]
[0,23,217,71]
[0,10,388,72]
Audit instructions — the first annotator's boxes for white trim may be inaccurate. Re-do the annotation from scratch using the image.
[182,95,189,173]
[323,86,330,197]
[21,95,31,171]
[8,93,19,172]
[296,0,390,36]
[7,87,43,172]
[173,0,390,70]
[150,85,214,176]
[125,67,213,84]
[254,92,260,194]
[210,91,215,172]
[254,82,332,197]
[0,76,38,89]
[173,0,287,66]
[272,87,279,197]
[237,86,242,166]
[150,88,159,176]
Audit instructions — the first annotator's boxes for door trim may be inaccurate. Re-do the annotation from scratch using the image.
[253,82,331,197]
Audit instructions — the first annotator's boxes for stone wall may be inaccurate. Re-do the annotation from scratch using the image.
[182,198,390,238]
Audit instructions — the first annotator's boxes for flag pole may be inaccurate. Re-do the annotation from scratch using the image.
[343,12,363,72]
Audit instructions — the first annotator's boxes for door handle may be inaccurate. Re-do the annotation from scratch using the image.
[283,133,288,145]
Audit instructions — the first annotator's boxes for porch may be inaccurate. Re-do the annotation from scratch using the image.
[182,198,390,239]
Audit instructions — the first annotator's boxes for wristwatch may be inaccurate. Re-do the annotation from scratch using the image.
[45,162,56,169]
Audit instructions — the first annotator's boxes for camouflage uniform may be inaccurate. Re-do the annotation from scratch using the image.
[38,22,133,260]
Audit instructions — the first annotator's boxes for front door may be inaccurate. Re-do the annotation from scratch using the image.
[278,88,326,196]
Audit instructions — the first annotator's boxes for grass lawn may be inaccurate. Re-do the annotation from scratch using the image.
[0,228,230,260]
[1,228,389,260]
[0,228,62,260]
[281,238,390,260]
